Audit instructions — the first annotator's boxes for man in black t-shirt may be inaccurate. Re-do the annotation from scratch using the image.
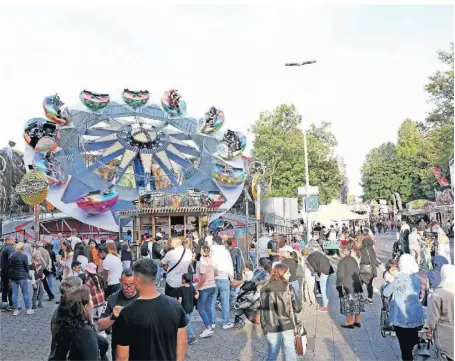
[114,258,188,361]
[267,232,280,263]
[98,269,139,361]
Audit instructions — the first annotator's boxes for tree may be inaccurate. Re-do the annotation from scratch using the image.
[250,104,306,198]
[425,43,454,127]
[361,43,454,203]
[250,105,341,204]
[360,142,405,201]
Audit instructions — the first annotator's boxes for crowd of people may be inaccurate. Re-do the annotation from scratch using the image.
[0,221,453,361]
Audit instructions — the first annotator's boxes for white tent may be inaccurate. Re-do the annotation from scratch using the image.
[308,200,368,222]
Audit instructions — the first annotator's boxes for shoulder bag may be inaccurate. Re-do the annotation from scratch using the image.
[287,285,307,356]
[360,249,372,275]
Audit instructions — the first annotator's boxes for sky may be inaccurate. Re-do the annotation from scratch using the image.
[0,4,453,196]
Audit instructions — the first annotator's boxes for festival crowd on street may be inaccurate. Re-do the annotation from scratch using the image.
[0,221,454,361]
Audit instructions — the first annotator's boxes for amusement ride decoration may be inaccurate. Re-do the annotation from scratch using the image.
[15,170,49,206]
[21,88,248,231]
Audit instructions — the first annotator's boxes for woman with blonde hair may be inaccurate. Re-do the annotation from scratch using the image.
[196,245,217,338]
[260,263,302,361]
[57,241,73,279]
[30,252,45,309]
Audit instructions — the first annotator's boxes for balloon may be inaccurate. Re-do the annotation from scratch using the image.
[212,163,247,188]
[198,107,224,134]
[75,186,119,215]
[35,137,58,152]
[161,89,186,117]
[33,151,68,186]
[80,90,110,112]
[122,89,150,109]
[43,94,72,126]
[216,130,247,160]
[23,118,59,149]
[15,170,49,206]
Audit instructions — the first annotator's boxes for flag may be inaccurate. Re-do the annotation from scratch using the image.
[432,167,450,187]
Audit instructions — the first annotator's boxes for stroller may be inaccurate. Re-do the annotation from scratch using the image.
[233,268,268,329]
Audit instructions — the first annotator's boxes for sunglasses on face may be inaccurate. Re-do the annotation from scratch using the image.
[121,283,135,289]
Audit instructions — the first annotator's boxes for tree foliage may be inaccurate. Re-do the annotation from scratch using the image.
[425,42,454,126]
[250,104,341,204]
[361,43,454,203]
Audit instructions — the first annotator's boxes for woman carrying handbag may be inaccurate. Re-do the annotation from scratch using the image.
[259,263,303,361]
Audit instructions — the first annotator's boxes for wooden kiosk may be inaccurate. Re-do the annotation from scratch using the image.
[118,191,226,242]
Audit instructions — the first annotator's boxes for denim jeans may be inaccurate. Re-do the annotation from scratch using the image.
[212,279,230,325]
[11,279,31,310]
[186,312,195,338]
[230,287,239,306]
[153,259,163,284]
[47,274,53,291]
[290,280,300,301]
[319,273,335,307]
[265,329,297,361]
[198,287,216,327]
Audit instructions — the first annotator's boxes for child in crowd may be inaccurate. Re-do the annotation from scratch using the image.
[242,262,254,282]
[120,243,132,270]
[85,262,105,320]
[30,252,45,309]
[69,260,85,283]
[177,273,199,345]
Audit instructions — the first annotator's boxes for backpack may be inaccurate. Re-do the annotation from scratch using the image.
[152,242,163,260]
[140,241,150,257]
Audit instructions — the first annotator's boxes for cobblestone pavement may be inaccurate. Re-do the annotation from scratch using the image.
[2,232,447,361]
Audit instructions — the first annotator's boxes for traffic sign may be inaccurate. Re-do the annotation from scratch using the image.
[305,196,319,212]
[298,186,319,196]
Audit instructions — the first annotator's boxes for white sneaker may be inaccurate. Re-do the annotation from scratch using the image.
[200,328,214,338]
[223,322,235,330]
[13,310,20,316]
[26,309,34,315]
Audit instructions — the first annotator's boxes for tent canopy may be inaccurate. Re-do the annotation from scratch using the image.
[308,200,368,222]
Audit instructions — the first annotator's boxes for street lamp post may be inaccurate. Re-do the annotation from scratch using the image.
[285,60,316,245]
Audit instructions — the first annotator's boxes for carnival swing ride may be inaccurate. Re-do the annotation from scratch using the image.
[20,88,248,235]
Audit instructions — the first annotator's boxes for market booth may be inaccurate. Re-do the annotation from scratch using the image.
[308,200,369,250]
[118,192,226,242]
[118,206,225,242]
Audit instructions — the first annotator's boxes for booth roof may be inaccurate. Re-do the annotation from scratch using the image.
[308,200,369,222]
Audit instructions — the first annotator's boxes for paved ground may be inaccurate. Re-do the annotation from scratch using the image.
[1,233,452,361]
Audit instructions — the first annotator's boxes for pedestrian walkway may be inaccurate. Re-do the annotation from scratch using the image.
[1,234,405,361]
